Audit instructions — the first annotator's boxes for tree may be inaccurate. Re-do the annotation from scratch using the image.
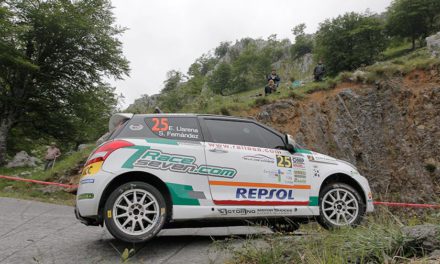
[290,23,314,59]
[386,0,440,49]
[214,42,230,58]
[315,12,387,76]
[0,0,129,164]
[161,70,183,93]
[208,63,232,95]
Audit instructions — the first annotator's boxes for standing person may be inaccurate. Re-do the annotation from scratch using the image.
[44,142,61,170]
[264,80,276,96]
[267,69,281,88]
[313,60,326,82]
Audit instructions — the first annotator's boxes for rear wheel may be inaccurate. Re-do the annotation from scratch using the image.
[104,181,167,243]
[317,183,365,229]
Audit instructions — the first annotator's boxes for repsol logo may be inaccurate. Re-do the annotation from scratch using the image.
[236,188,295,200]
[132,149,237,178]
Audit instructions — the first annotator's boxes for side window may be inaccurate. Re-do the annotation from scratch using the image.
[204,119,285,149]
[145,117,202,141]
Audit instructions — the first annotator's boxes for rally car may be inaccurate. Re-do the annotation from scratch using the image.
[75,113,374,243]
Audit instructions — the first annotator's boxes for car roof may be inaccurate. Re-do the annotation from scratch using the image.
[129,113,256,121]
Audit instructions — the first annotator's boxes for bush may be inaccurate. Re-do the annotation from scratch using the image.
[253,97,269,107]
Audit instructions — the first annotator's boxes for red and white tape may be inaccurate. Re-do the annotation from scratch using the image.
[0,175,77,189]
[1,175,440,208]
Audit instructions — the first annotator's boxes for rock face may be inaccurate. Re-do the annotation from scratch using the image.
[402,225,440,252]
[6,151,41,168]
[427,32,440,58]
[255,69,440,202]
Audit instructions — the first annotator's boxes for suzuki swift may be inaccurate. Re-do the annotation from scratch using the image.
[75,113,374,243]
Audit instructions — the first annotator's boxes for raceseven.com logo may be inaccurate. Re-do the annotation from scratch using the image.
[124,147,237,178]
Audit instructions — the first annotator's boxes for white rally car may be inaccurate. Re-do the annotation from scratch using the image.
[75,113,374,243]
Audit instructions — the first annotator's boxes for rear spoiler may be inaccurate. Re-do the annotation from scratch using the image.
[109,113,133,132]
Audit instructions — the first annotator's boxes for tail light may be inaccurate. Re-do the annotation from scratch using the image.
[85,140,134,167]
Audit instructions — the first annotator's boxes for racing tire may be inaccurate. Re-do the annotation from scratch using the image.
[104,181,167,243]
[317,183,365,229]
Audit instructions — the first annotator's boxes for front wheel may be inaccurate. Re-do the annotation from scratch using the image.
[103,181,167,243]
[317,183,365,229]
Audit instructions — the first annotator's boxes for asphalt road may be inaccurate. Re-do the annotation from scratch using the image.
[0,197,271,264]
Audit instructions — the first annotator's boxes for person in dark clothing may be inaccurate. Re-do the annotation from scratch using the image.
[264,80,276,96]
[267,69,281,87]
[153,107,162,113]
[313,60,326,82]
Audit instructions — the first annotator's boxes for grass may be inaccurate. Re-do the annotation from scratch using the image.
[222,207,440,264]
[0,144,94,205]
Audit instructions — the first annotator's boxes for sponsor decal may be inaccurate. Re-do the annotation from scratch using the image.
[206,142,283,154]
[78,193,94,200]
[264,169,293,183]
[218,208,293,216]
[242,154,275,164]
[236,188,295,200]
[294,169,307,183]
[80,178,95,184]
[292,156,305,164]
[130,148,237,178]
[313,166,320,177]
[368,192,373,201]
[81,161,103,178]
[107,210,112,218]
[308,153,337,164]
[147,117,200,140]
[129,123,144,131]
[218,208,255,215]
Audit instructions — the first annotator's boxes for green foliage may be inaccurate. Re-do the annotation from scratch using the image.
[315,12,387,76]
[214,41,231,58]
[386,0,440,49]
[0,0,129,164]
[253,97,269,107]
[208,63,232,95]
[290,23,314,59]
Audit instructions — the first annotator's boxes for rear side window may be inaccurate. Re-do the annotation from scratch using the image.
[145,117,202,141]
[204,119,285,149]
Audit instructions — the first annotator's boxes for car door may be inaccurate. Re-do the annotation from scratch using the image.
[200,117,311,207]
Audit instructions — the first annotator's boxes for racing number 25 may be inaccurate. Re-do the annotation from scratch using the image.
[151,118,169,132]
[276,155,292,168]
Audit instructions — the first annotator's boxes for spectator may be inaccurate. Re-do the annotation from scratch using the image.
[44,142,61,170]
[267,69,281,87]
[264,80,276,96]
[313,60,326,82]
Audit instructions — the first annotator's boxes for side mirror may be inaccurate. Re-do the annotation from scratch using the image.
[285,134,296,153]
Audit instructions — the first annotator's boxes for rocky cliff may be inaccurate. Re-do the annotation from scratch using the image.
[253,68,440,203]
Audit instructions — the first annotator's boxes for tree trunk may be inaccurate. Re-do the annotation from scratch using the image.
[0,117,14,166]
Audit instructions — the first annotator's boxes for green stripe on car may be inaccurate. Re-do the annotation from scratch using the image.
[166,182,200,206]
[309,196,319,206]
[296,148,313,154]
